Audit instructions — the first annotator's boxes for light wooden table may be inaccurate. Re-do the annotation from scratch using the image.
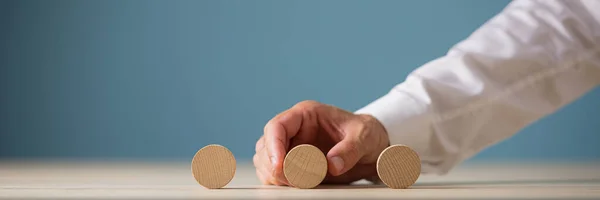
[1,160,599,199]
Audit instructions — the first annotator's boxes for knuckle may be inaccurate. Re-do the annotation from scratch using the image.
[255,136,264,152]
[263,115,282,134]
[263,120,272,133]
[264,110,291,134]
[357,122,370,141]
[253,154,259,166]
[295,100,321,109]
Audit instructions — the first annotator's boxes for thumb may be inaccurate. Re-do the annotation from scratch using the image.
[326,138,364,176]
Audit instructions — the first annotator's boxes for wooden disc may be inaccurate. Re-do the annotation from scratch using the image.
[376,144,421,189]
[283,144,327,189]
[191,144,236,189]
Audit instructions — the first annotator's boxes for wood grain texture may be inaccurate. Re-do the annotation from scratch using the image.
[283,144,328,189]
[377,145,421,189]
[191,144,236,189]
[1,161,600,199]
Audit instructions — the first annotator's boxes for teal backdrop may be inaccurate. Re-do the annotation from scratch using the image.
[1,0,599,161]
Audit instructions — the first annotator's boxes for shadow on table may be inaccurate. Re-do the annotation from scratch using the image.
[224,178,600,190]
[222,184,387,190]
[314,184,388,189]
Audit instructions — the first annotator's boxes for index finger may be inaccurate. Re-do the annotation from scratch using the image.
[264,108,303,182]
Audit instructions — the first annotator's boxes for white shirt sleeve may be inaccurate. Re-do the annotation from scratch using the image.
[355,0,600,175]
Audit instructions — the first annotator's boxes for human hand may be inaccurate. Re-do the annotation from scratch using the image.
[253,100,389,185]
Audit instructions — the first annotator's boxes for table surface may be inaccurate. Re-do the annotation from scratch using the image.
[1,160,599,199]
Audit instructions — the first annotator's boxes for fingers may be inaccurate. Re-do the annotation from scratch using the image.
[257,100,381,185]
[326,114,389,177]
[253,146,288,186]
[255,135,264,153]
[263,121,288,170]
[263,106,306,182]
[256,165,286,185]
[326,137,365,176]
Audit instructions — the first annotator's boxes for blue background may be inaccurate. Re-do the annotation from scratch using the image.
[1,0,599,162]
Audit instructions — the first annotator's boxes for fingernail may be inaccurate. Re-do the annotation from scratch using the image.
[270,156,277,168]
[330,156,345,173]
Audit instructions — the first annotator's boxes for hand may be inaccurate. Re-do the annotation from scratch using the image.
[253,100,389,185]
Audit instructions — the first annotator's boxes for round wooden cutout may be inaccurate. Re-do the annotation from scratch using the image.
[283,144,327,189]
[376,144,421,189]
[191,144,236,189]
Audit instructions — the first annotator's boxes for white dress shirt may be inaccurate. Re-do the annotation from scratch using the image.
[356,0,600,175]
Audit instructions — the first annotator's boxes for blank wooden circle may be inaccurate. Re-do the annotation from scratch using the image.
[376,145,421,189]
[283,144,327,189]
[191,144,236,189]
